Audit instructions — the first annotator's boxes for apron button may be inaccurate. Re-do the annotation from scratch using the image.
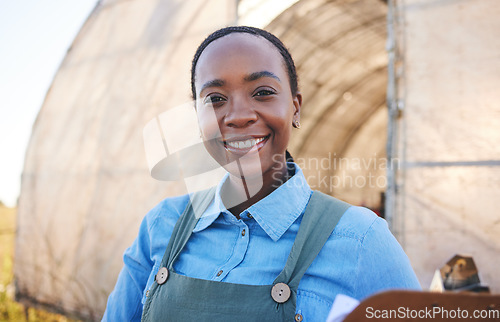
[155,267,169,285]
[271,282,291,303]
[294,313,303,322]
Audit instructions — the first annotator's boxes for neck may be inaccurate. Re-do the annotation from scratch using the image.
[221,161,292,218]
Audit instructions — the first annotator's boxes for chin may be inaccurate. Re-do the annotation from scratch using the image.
[223,156,263,181]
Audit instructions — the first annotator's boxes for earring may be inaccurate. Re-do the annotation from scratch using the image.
[293,120,301,129]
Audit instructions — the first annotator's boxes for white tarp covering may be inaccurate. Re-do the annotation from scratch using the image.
[389,0,500,292]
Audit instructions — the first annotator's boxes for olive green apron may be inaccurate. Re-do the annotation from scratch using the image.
[142,188,350,321]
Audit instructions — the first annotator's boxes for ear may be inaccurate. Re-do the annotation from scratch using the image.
[292,92,302,122]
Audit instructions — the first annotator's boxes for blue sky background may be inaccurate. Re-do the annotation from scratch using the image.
[0,0,98,207]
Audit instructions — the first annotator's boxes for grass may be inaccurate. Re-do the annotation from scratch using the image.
[0,204,80,322]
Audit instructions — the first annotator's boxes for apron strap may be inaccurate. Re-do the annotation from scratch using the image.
[158,186,217,269]
[273,191,351,290]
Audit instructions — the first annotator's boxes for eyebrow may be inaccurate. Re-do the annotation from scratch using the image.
[199,79,225,96]
[244,71,281,83]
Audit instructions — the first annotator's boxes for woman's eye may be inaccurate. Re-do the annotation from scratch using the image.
[254,89,275,97]
[204,95,225,105]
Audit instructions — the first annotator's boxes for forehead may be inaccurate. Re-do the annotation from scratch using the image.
[195,33,286,81]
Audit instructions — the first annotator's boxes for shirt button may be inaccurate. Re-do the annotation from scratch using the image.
[241,229,246,236]
[146,290,150,297]
[271,282,291,303]
[155,267,169,285]
[216,270,223,277]
[248,214,253,219]
[294,313,303,322]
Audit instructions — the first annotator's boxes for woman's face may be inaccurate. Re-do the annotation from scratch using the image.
[194,33,301,182]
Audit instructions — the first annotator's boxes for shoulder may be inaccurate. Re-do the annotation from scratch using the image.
[309,192,395,247]
[332,205,383,243]
[125,193,191,269]
[142,194,191,231]
[321,201,421,297]
[313,191,381,242]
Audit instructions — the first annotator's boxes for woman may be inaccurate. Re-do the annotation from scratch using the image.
[103,26,420,321]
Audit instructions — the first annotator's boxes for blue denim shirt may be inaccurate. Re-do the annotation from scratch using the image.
[103,164,421,321]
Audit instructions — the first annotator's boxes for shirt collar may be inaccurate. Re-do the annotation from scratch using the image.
[192,175,228,233]
[193,163,312,241]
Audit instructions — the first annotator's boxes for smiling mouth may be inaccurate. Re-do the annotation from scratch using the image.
[223,135,269,153]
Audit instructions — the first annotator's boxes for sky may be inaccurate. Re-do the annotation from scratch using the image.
[0,0,99,207]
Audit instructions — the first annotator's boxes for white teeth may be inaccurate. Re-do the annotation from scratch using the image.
[227,137,265,149]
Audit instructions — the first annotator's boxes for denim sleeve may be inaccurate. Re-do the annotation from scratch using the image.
[355,215,421,299]
[102,207,159,322]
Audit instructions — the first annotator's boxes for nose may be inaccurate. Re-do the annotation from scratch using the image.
[223,96,257,128]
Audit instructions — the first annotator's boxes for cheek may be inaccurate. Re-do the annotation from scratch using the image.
[271,103,294,136]
[197,107,221,139]
[269,105,294,152]
[197,108,227,164]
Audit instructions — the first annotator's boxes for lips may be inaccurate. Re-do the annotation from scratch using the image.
[223,135,269,154]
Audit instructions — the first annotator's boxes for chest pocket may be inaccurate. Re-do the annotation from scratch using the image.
[296,290,334,321]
